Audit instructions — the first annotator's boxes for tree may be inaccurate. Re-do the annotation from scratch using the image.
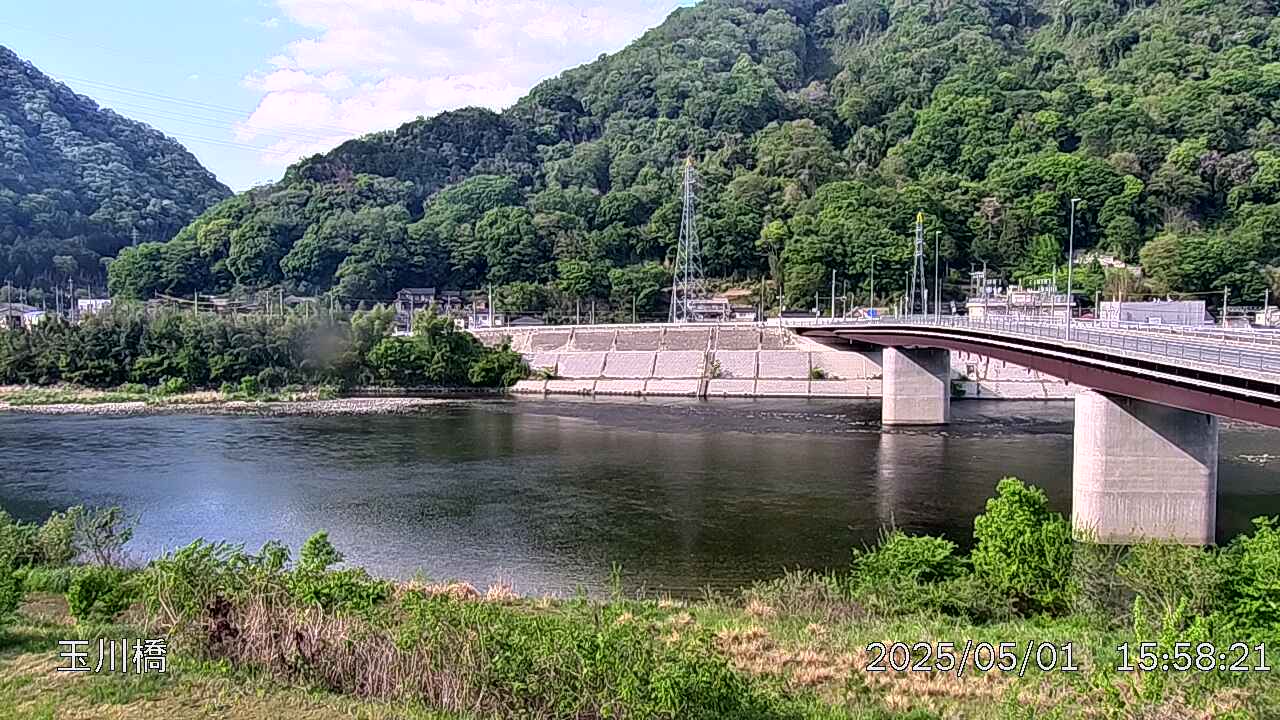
[476,207,549,286]
[608,262,668,319]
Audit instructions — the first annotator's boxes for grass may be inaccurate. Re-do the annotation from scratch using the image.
[7,577,1278,719]
[0,594,473,720]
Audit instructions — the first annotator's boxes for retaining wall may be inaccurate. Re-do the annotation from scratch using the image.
[475,325,1074,400]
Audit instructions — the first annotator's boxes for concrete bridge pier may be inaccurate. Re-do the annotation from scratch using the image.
[882,347,951,425]
[1072,390,1219,544]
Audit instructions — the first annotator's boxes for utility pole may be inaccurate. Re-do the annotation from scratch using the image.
[830,268,836,319]
[488,285,495,328]
[1222,287,1229,328]
[934,230,941,319]
[633,292,637,324]
[1066,198,1081,339]
[869,258,875,311]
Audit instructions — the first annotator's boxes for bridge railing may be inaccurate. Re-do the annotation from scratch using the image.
[784,315,1280,376]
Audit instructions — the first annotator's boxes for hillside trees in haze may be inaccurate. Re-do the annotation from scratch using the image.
[0,46,231,294]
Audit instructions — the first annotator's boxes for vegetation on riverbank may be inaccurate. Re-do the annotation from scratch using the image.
[0,303,527,395]
[2,479,1278,719]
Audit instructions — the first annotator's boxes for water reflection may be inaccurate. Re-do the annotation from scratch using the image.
[0,398,1275,595]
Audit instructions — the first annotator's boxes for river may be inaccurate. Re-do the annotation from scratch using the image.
[2,398,1277,596]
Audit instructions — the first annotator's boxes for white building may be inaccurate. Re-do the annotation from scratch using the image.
[1099,300,1211,326]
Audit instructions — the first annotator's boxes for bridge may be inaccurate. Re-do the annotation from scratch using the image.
[790,315,1280,545]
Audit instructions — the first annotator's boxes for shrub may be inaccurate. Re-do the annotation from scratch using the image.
[21,565,75,594]
[1221,516,1280,633]
[67,566,134,622]
[287,532,389,613]
[153,376,189,396]
[0,565,19,621]
[143,540,273,630]
[238,375,260,396]
[36,508,77,565]
[1118,543,1227,624]
[72,506,135,567]
[218,381,236,396]
[852,530,965,587]
[808,367,828,380]
[117,382,148,395]
[972,477,1074,614]
[256,366,287,390]
[467,343,527,387]
[315,383,340,400]
[0,511,39,567]
[291,567,391,614]
[298,532,343,573]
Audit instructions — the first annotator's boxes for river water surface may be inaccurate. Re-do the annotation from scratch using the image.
[2,398,1277,596]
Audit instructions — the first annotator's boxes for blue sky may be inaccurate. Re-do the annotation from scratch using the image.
[2,1,689,191]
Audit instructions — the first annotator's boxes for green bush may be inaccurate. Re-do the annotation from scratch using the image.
[238,375,260,396]
[1221,517,1280,633]
[218,381,236,397]
[1117,542,1227,624]
[288,532,390,612]
[0,566,19,621]
[67,566,135,622]
[972,477,1074,614]
[467,343,528,387]
[256,366,287,391]
[852,530,965,587]
[153,376,189,396]
[142,540,274,629]
[117,382,148,395]
[290,567,391,614]
[298,532,343,573]
[0,511,39,567]
[21,565,75,594]
[315,383,340,400]
[36,508,77,566]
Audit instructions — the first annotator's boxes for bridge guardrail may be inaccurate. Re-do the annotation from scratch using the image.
[784,315,1280,376]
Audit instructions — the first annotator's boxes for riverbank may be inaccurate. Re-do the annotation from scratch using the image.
[0,385,492,417]
[4,482,1278,719]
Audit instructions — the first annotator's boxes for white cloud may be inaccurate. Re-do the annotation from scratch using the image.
[239,0,679,168]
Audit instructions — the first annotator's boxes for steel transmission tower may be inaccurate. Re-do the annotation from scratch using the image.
[670,157,705,323]
[908,210,927,316]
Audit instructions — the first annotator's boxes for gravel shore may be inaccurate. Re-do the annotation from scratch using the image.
[0,396,466,417]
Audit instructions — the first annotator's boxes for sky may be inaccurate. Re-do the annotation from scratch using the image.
[1,1,690,191]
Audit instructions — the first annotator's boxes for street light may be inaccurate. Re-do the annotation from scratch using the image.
[1066,198,1081,340]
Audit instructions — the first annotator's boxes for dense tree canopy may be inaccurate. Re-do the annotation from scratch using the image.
[112,0,1280,307]
[0,46,231,293]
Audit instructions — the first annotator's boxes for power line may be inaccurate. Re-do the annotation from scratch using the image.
[51,72,360,136]
[106,101,344,145]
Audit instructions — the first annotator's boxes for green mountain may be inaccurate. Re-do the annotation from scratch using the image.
[110,0,1280,313]
[0,45,231,294]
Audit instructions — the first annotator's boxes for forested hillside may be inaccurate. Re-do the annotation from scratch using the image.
[110,0,1280,312]
[0,46,231,293]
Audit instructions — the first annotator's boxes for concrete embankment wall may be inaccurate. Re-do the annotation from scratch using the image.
[471,325,1075,400]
